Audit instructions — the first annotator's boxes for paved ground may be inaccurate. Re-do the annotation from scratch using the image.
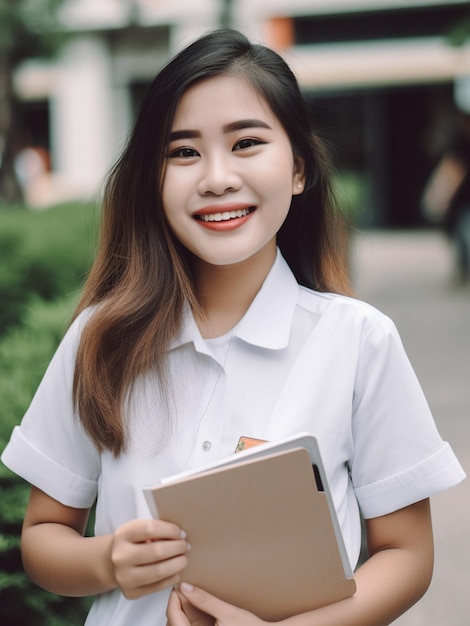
[352,229,469,626]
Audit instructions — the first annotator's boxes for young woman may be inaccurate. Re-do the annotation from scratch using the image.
[2,30,465,626]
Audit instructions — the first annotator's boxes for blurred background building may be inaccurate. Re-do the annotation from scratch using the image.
[10,0,470,226]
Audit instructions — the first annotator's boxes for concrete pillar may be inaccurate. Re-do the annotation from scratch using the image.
[50,35,114,199]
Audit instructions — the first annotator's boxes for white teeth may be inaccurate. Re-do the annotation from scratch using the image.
[198,208,252,222]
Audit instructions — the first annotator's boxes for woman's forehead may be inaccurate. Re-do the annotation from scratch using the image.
[171,75,277,130]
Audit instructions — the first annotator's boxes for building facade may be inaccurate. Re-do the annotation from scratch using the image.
[13,0,470,225]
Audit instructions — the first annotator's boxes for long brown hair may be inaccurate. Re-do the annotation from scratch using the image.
[72,29,352,456]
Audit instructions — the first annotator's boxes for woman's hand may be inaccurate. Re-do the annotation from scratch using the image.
[167,588,215,626]
[166,583,266,626]
[111,518,190,599]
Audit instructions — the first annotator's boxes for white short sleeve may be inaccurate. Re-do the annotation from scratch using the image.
[350,313,464,518]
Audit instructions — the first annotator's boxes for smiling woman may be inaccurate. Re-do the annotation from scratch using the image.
[1,28,465,626]
[162,75,304,271]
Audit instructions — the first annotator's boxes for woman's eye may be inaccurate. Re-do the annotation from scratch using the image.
[168,147,199,158]
[233,138,264,151]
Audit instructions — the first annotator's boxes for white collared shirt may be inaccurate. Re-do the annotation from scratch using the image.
[2,250,465,626]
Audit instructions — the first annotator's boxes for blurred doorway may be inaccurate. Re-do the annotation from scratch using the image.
[308,82,456,228]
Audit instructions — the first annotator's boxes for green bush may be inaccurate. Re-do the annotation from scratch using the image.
[0,202,99,334]
[0,202,99,624]
[0,295,93,625]
[0,295,90,626]
[0,294,76,443]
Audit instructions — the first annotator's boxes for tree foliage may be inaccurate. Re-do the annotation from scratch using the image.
[445,7,470,47]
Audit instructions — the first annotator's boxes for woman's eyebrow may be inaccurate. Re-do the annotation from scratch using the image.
[169,129,201,141]
[169,119,272,142]
[223,119,272,133]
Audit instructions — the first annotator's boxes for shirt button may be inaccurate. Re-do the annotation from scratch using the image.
[202,440,211,451]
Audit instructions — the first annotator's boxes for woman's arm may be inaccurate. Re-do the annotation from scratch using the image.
[168,499,434,626]
[285,498,434,626]
[21,486,190,599]
[421,153,467,221]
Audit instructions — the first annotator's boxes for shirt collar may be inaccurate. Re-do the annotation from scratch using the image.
[169,249,300,352]
[233,250,299,349]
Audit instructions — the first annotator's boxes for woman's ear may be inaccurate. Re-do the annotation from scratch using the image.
[292,157,306,195]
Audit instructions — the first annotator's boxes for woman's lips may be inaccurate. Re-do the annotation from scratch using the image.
[192,205,256,231]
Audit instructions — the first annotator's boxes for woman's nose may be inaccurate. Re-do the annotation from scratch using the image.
[197,155,242,196]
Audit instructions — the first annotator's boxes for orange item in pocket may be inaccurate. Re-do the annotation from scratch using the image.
[235,436,267,453]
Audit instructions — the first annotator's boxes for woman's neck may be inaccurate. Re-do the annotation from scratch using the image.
[193,245,276,339]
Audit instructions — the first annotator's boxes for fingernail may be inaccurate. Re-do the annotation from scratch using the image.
[186,542,192,551]
[180,582,194,593]
[180,529,187,539]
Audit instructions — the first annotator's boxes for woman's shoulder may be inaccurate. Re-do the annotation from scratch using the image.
[295,286,403,355]
[298,285,394,327]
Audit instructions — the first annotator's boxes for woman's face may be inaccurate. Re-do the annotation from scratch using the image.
[161,75,304,268]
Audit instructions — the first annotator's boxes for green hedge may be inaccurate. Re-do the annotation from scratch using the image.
[0,202,98,334]
[0,295,94,625]
[0,203,98,624]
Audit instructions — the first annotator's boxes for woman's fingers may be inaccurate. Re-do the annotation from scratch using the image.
[117,553,189,596]
[115,518,186,543]
[110,519,190,599]
[177,590,215,626]
[167,589,190,626]
[166,588,215,626]
[113,533,189,568]
[178,583,258,625]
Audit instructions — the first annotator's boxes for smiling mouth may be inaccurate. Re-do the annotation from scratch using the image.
[194,207,255,222]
